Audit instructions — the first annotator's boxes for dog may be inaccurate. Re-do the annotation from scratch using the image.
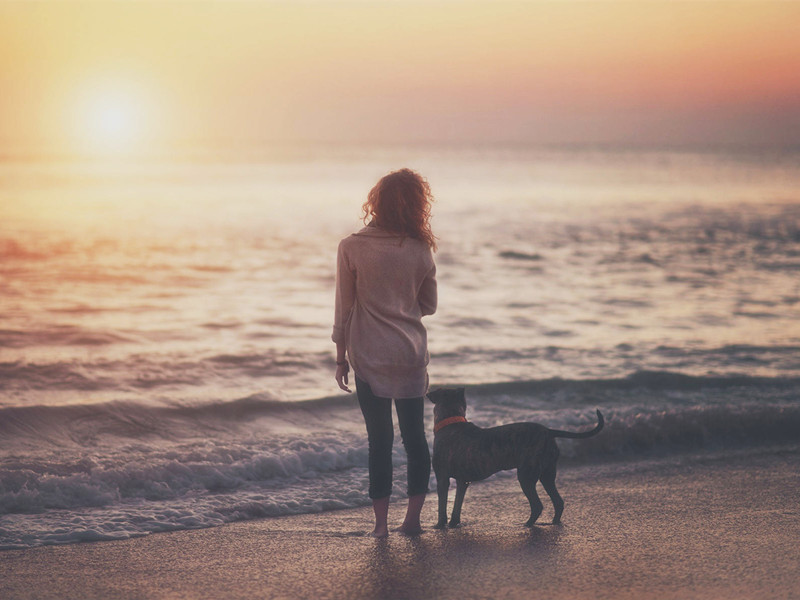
[428,387,604,528]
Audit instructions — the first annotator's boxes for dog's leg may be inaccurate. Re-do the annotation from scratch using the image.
[449,480,469,527]
[540,463,564,524]
[434,475,449,529]
[517,466,543,526]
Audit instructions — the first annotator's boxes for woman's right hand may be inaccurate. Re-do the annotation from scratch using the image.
[335,362,351,393]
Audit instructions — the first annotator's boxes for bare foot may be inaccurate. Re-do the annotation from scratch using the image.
[370,497,390,538]
[394,523,423,535]
[396,493,426,536]
[371,525,389,538]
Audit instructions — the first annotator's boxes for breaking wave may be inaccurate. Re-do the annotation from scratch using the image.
[1,371,798,549]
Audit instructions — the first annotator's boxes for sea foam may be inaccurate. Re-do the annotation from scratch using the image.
[2,373,798,549]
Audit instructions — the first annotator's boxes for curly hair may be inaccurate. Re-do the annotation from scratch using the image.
[362,168,436,251]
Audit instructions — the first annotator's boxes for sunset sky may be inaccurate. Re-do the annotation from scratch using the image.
[2,1,799,157]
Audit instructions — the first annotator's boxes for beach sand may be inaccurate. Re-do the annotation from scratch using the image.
[2,447,798,600]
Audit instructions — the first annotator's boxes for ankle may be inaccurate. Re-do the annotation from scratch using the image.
[405,493,426,515]
[372,496,390,531]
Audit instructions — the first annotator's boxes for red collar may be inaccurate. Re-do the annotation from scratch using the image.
[434,416,468,434]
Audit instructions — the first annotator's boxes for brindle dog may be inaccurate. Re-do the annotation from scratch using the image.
[428,387,604,528]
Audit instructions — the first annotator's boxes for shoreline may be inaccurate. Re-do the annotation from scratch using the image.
[2,447,799,600]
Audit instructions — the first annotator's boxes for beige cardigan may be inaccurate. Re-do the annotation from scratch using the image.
[332,225,437,399]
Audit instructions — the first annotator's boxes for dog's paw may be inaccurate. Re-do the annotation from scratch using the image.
[447,520,461,528]
[433,521,447,530]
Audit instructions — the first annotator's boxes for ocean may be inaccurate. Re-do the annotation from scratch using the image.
[1,146,799,549]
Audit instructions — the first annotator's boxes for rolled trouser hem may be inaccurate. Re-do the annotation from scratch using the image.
[368,490,392,500]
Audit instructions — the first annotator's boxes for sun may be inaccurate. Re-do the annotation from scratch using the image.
[93,103,134,140]
[84,91,142,151]
[72,81,152,155]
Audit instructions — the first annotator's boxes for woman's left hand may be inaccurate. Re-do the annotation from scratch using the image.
[335,362,351,393]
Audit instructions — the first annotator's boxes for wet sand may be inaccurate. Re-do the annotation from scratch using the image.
[2,447,798,600]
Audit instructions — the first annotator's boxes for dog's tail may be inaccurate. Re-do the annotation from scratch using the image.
[548,409,604,439]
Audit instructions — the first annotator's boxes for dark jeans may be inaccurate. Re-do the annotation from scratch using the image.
[356,377,431,500]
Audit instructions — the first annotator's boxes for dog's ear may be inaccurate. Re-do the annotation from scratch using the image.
[456,387,467,411]
[427,389,441,404]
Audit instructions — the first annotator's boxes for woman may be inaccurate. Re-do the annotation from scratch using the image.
[333,168,437,537]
